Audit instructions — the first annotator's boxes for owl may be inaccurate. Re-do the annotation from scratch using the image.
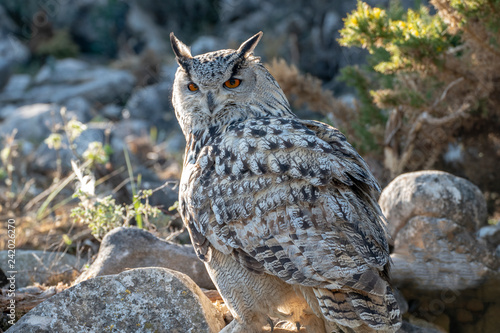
[170,31,401,333]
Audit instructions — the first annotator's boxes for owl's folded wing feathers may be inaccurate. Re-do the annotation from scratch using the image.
[180,117,391,294]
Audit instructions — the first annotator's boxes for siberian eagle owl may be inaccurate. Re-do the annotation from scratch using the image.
[170,31,401,333]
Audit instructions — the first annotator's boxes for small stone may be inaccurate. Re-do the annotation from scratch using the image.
[466,299,484,312]
[101,104,122,119]
[399,316,446,333]
[432,314,450,333]
[75,227,215,289]
[478,224,500,246]
[456,309,473,323]
[0,250,81,288]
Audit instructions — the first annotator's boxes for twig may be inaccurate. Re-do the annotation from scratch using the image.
[165,225,186,242]
[431,77,464,109]
[12,178,35,210]
[24,173,77,212]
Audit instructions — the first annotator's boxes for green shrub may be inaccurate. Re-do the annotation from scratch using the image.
[338,0,500,176]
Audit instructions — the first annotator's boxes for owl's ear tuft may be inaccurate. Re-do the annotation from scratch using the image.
[237,31,263,58]
[170,32,193,65]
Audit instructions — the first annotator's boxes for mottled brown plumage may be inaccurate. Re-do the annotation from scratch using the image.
[170,31,401,333]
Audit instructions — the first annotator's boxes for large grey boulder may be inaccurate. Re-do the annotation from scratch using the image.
[6,267,225,333]
[390,216,498,293]
[0,250,81,288]
[379,170,487,240]
[380,171,500,332]
[380,171,499,293]
[75,227,215,289]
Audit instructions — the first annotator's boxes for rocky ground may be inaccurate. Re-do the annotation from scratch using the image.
[0,0,499,332]
[2,171,500,332]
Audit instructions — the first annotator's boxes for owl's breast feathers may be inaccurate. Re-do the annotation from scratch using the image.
[180,117,391,293]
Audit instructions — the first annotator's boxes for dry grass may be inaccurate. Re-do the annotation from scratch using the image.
[266,59,357,134]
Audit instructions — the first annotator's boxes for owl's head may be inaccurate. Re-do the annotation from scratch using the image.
[170,32,293,137]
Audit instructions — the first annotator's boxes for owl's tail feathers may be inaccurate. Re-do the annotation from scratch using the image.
[314,285,401,333]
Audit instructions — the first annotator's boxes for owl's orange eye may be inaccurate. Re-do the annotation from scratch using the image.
[224,78,241,89]
[187,83,199,91]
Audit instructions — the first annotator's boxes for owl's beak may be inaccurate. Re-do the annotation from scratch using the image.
[206,92,216,113]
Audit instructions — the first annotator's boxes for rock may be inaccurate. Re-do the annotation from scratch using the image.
[7,267,225,333]
[216,0,369,92]
[126,3,170,55]
[379,170,487,240]
[0,58,11,91]
[0,102,92,143]
[64,96,93,123]
[75,227,215,289]
[459,304,500,333]
[109,119,150,154]
[455,308,473,323]
[0,13,30,89]
[398,318,446,333]
[0,104,17,120]
[124,80,173,122]
[380,171,500,333]
[478,224,500,246]
[0,250,81,288]
[0,74,31,102]
[190,35,225,56]
[164,130,186,154]
[0,59,136,105]
[0,266,7,287]
[101,104,123,119]
[390,215,499,292]
[0,104,60,143]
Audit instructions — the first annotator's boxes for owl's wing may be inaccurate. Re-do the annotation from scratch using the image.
[181,117,391,293]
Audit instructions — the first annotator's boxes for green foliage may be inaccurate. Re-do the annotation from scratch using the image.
[70,195,125,240]
[0,130,21,208]
[35,29,80,59]
[449,0,500,35]
[337,1,462,152]
[339,1,458,73]
[70,158,162,240]
[82,142,109,166]
[338,0,500,179]
[71,187,162,240]
[44,133,63,150]
[338,66,387,153]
